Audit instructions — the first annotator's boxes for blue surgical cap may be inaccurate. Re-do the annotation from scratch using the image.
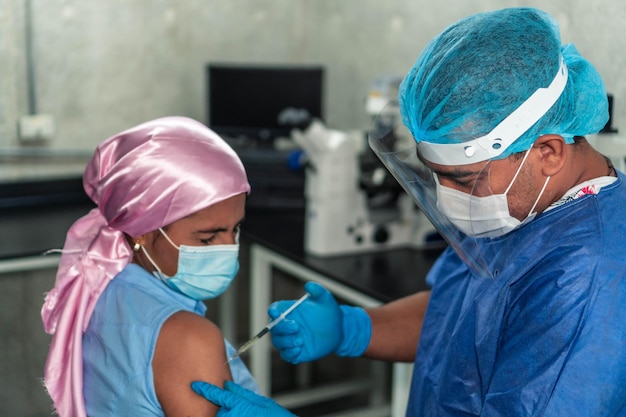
[399,7,608,163]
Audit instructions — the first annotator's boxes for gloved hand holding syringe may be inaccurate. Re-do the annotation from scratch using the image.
[227,292,311,363]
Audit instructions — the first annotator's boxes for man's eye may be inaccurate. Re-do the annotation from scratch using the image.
[452,178,474,188]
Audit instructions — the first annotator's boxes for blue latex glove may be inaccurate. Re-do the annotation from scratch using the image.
[268,281,372,364]
[191,381,297,417]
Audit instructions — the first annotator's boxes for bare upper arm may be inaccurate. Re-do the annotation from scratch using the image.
[153,311,232,417]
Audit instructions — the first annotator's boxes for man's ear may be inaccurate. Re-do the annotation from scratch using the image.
[533,134,567,177]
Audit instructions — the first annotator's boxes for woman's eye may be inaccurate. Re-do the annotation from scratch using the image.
[200,236,216,245]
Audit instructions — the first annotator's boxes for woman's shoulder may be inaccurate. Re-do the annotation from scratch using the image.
[158,311,224,350]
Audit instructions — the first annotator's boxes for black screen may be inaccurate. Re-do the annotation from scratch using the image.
[207,64,324,141]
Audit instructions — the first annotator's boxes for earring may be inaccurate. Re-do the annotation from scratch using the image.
[133,242,141,252]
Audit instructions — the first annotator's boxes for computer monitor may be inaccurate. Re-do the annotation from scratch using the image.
[207,64,324,142]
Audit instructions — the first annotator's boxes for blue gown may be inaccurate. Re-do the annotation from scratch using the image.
[407,173,626,416]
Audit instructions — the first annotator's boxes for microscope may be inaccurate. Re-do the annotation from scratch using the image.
[291,119,436,256]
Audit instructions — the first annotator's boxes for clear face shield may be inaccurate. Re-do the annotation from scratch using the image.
[369,58,567,278]
[368,106,493,278]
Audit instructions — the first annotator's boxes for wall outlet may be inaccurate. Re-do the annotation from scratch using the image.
[18,114,55,142]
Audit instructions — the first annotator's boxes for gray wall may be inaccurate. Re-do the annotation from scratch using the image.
[1,0,625,151]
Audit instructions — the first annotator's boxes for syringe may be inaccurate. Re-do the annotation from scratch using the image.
[227,292,310,363]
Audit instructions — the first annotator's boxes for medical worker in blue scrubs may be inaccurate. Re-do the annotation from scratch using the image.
[192,7,626,416]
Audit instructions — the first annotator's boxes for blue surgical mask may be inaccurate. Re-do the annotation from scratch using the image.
[141,228,239,300]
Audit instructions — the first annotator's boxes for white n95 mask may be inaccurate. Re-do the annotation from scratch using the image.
[435,149,550,238]
[141,228,239,300]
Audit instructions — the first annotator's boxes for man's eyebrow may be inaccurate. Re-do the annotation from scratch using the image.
[416,150,480,179]
[433,168,480,179]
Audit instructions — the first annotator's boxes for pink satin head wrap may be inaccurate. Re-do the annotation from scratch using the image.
[41,116,250,417]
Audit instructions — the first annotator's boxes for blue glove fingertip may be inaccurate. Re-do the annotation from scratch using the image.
[191,381,231,408]
[304,281,328,299]
[191,381,212,395]
[268,302,281,318]
[269,300,298,319]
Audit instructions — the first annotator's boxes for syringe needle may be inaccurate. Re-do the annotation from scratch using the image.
[227,292,310,363]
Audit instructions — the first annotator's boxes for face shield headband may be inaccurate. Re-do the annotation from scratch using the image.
[417,56,568,166]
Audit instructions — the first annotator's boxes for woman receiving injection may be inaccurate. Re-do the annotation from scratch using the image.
[42,117,259,417]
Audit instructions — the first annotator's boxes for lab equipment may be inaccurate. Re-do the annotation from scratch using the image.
[365,73,403,117]
[228,292,310,362]
[269,281,371,364]
[292,119,437,256]
[192,381,297,417]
